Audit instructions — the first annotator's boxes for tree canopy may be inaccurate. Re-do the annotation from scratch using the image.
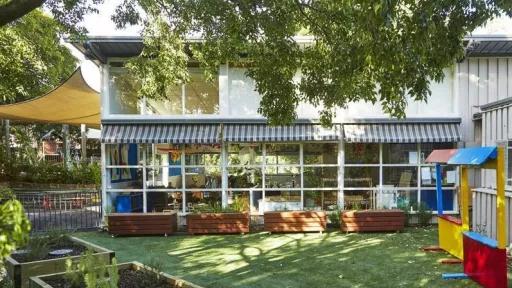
[1,1,512,125]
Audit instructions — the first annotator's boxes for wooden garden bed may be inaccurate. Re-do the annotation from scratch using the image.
[264,211,327,233]
[107,212,177,236]
[5,236,114,288]
[29,261,203,288]
[341,209,405,232]
[187,212,250,234]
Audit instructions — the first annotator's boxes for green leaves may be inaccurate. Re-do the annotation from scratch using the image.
[0,195,31,260]
[117,1,511,124]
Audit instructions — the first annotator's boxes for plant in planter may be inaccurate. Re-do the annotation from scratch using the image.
[5,232,114,288]
[187,198,250,234]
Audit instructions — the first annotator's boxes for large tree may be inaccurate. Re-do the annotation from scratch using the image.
[1,1,512,124]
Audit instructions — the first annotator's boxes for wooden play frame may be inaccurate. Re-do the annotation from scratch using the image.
[428,146,508,288]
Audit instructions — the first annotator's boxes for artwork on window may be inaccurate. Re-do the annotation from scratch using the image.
[108,144,138,182]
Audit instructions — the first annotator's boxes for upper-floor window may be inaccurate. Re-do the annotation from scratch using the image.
[108,67,219,116]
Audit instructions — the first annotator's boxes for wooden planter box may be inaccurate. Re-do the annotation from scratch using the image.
[341,209,405,232]
[107,212,177,236]
[187,212,250,234]
[29,261,203,288]
[264,211,327,233]
[5,236,114,288]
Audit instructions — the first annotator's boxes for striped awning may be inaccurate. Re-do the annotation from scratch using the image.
[343,123,462,143]
[101,124,221,144]
[223,124,341,142]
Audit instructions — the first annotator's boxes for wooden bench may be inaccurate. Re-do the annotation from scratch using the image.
[187,213,250,234]
[341,209,405,232]
[107,212,177,236]
[264,211,327,233]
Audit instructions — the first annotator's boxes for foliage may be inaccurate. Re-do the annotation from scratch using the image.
[0,9,76,104]
[65,249,118,288]
[0,188,30,260]
[401,202,433,226]
[111,0,512,125]
[193,197,249,214]
[328,208,341,226]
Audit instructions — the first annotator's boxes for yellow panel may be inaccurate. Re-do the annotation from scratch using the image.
[496,147,506,249]
[438,218,464,260]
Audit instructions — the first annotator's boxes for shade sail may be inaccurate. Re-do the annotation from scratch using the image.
[343,122,461,143]
[0,68,100,127]
[101,123,221,144]
[223,124,341,142]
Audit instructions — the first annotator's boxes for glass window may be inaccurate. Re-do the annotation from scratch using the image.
[228,167,262,188]
[345,143,379,164]
[228,144,263,165]
[344,167,379,188]
[265,167,300,188]
[185,70,219,114]
[303,143,338,165]
[146,84,182,115]
[382,143,418,164]
[185,167,221,189]
[419,165,457,188]
[383,167,418,187]
[304,190,338,211]
[185,191,222,212]
[343,190,375,210]
[146,192,183,212]
[227,191,250,212]
[265,144,300,165]
[304,167,338,188]
[109,192,143,213]
[263,190,301,211]
[184,144,221,166]
[108,69,141,114]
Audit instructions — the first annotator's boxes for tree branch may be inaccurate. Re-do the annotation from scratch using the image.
[0,0,46,26]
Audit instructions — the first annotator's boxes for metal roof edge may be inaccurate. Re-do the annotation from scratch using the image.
[341,117,462,124]
[480,97,512,111]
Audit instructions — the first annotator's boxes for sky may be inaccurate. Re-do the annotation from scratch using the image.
[73,2,512,91]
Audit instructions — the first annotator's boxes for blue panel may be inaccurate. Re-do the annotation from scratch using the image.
[463,231,498,248]
[447,146,497,165]
[421,189,454,211]
[442,273,468,280]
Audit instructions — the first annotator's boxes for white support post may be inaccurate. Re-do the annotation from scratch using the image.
[300,143,304,210]
[142,146,147,213]
[261,144,266,215]
[378,143,383,209]
[62,124,70,166]
[100,143,108,216]
[221,141,228,208]
[4,119,10,158]
[338,138,344,210]
[81,124,87,161]
[181,146,187,213]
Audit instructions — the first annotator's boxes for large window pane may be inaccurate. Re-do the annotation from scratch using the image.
[146,192,183,212]
[382,143,418,164]
[304,167,338,188]
[184,144,221,166]
[265,144,299,165]
[396,189,418,210]
[303,143,338,165]
[228,167,262,188]
[420,143,456,164]
[106,168,142,189]
[228,144,263,165]
[304,190,338,211]
[186,191,222,212]
[265,166,300,188]
[343,190,375,210]
[345,143,379,164]
[263,190,301,212]
[227,191,250,212]
[146,84,182,115]
[383,167,418,187]
[419,165,457,188]
[185,167,221,189]
[109,69,141,114]
[344,167,379,188]
[109,192,143,213]
[185,69,219,114]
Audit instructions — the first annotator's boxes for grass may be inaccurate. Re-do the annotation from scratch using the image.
[74,227,511,288]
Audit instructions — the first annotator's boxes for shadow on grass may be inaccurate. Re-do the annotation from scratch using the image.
[74,227,498,288]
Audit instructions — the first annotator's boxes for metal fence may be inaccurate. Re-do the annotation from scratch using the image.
[15,190,102,233]
[472,188,512,246]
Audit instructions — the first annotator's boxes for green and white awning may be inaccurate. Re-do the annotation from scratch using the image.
[101,124,221,144]
[223,124,341,142]
[343,122,462,143]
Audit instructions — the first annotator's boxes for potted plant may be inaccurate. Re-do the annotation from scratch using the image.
[187,197,250,234]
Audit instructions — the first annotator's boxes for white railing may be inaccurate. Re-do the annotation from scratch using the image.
[472,188,512,246]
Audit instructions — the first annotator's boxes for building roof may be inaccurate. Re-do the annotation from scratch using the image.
[71,35,512,64]
[0,68,100,128]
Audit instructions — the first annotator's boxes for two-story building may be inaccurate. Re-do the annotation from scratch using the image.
[72,35,512,227]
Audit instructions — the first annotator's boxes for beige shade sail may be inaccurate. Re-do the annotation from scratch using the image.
[0,68,100,128]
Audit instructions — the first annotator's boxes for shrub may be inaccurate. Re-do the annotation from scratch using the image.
[328,208,341,226]
[66,249,119,288]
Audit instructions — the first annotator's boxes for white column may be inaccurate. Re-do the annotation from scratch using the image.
[300,143,304,210]
[81,124,87,161]
[142,146,147,213]
[181,146,187,213]
[221,141,228,208]
[100,143,108,216]
[62,124,70,165]
[4,119,10,158]
[338,138,344,210]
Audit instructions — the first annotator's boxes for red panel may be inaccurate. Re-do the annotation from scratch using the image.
[439,215,462,225]
[463,234,508,288]
[425,149,458,164]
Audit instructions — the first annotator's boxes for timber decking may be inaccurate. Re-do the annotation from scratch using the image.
[187,213,250,234]
[341,209,405,232]
[107,212,177,236]
[264,211,327,233]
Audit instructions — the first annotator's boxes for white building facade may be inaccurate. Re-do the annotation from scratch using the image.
[73,36,512,221]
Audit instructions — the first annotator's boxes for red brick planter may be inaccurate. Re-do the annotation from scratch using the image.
[187,212,250,234]
[107,212,177,236]
[264,211,327,233]
[341,209,405,232]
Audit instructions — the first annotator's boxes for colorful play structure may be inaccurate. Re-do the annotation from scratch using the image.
[426,146,508,288]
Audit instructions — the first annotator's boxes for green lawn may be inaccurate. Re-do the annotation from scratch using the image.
[74,228,511,288]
